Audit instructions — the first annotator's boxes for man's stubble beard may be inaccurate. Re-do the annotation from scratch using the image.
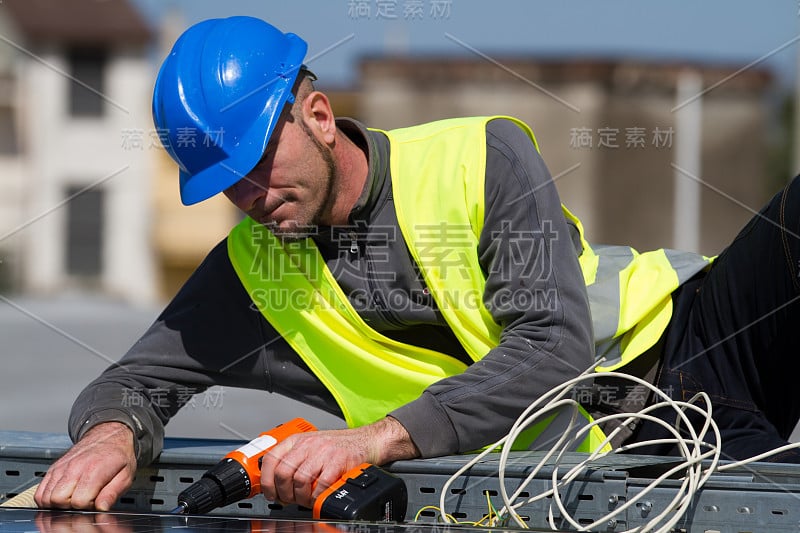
[270,119,338,242]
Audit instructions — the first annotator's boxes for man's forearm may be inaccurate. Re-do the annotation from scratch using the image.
[368,416,421,464]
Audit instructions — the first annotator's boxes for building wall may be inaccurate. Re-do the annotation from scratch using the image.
[358,59,773,257]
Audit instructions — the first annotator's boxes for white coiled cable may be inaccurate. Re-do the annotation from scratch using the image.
[437,362,800,533]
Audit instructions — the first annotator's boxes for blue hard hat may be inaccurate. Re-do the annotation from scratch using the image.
[152,17,308,205]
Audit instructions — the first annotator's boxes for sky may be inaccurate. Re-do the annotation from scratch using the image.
[130,0,800,90]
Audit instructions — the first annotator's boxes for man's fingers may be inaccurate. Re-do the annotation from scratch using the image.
[34,478,50,508]
[260,439,297,502]
[35,461,131,511]
[68,462,128,510]
[291,462,324,508]
[272,452,302,505]
[312,468,345,500]
[35,468,59,507]
[40,469,79,509]
[94,467,134,512]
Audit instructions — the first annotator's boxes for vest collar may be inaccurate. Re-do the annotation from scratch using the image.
[335,117,389,224]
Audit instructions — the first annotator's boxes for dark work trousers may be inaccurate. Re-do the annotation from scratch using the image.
[629,175,800,463]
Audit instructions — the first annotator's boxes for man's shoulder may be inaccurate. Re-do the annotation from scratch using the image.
[486,116,533,139]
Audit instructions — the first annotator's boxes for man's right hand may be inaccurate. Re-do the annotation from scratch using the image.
[35,422,137,511]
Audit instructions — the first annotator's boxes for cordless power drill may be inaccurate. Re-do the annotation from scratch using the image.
[171,418,408,522]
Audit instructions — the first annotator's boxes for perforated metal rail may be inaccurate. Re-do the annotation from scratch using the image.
[3,431,800,532]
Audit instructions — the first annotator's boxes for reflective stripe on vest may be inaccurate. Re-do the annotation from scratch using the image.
[561,208,713,370]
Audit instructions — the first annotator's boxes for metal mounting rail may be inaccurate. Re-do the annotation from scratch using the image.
[3,431,800,532]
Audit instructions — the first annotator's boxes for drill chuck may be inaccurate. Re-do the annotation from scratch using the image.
[176,459,251,514]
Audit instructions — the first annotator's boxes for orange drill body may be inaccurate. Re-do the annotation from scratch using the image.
[224,417,316,498]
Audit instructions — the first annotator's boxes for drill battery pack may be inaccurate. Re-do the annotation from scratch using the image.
[313,464,408,522]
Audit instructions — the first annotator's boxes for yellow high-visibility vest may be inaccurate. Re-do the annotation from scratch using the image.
[228,116,711,451]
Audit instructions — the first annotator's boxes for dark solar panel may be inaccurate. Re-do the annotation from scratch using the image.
[1,508,546,533]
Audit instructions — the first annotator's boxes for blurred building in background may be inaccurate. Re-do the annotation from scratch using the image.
[0,0,158,303]
[0,2,780,303]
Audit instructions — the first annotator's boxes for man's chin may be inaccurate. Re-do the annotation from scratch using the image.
[263,220,317,241]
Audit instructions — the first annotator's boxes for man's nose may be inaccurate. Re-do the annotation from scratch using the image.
[228,175,267,212]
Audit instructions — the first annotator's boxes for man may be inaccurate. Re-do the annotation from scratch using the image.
[35,16,800,512]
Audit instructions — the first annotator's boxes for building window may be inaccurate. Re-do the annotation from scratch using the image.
[0,106,18,154]
[65,185,104,277]
[67,47,107,117]
[0,75,18,154]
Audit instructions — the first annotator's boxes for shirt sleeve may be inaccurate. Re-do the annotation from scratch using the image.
[389,118,594,456]
[68,239,275,465]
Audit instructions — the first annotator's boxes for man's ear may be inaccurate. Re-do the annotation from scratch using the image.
[302,91,336,145]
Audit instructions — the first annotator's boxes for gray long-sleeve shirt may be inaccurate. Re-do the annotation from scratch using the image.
[69,118,594,464]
